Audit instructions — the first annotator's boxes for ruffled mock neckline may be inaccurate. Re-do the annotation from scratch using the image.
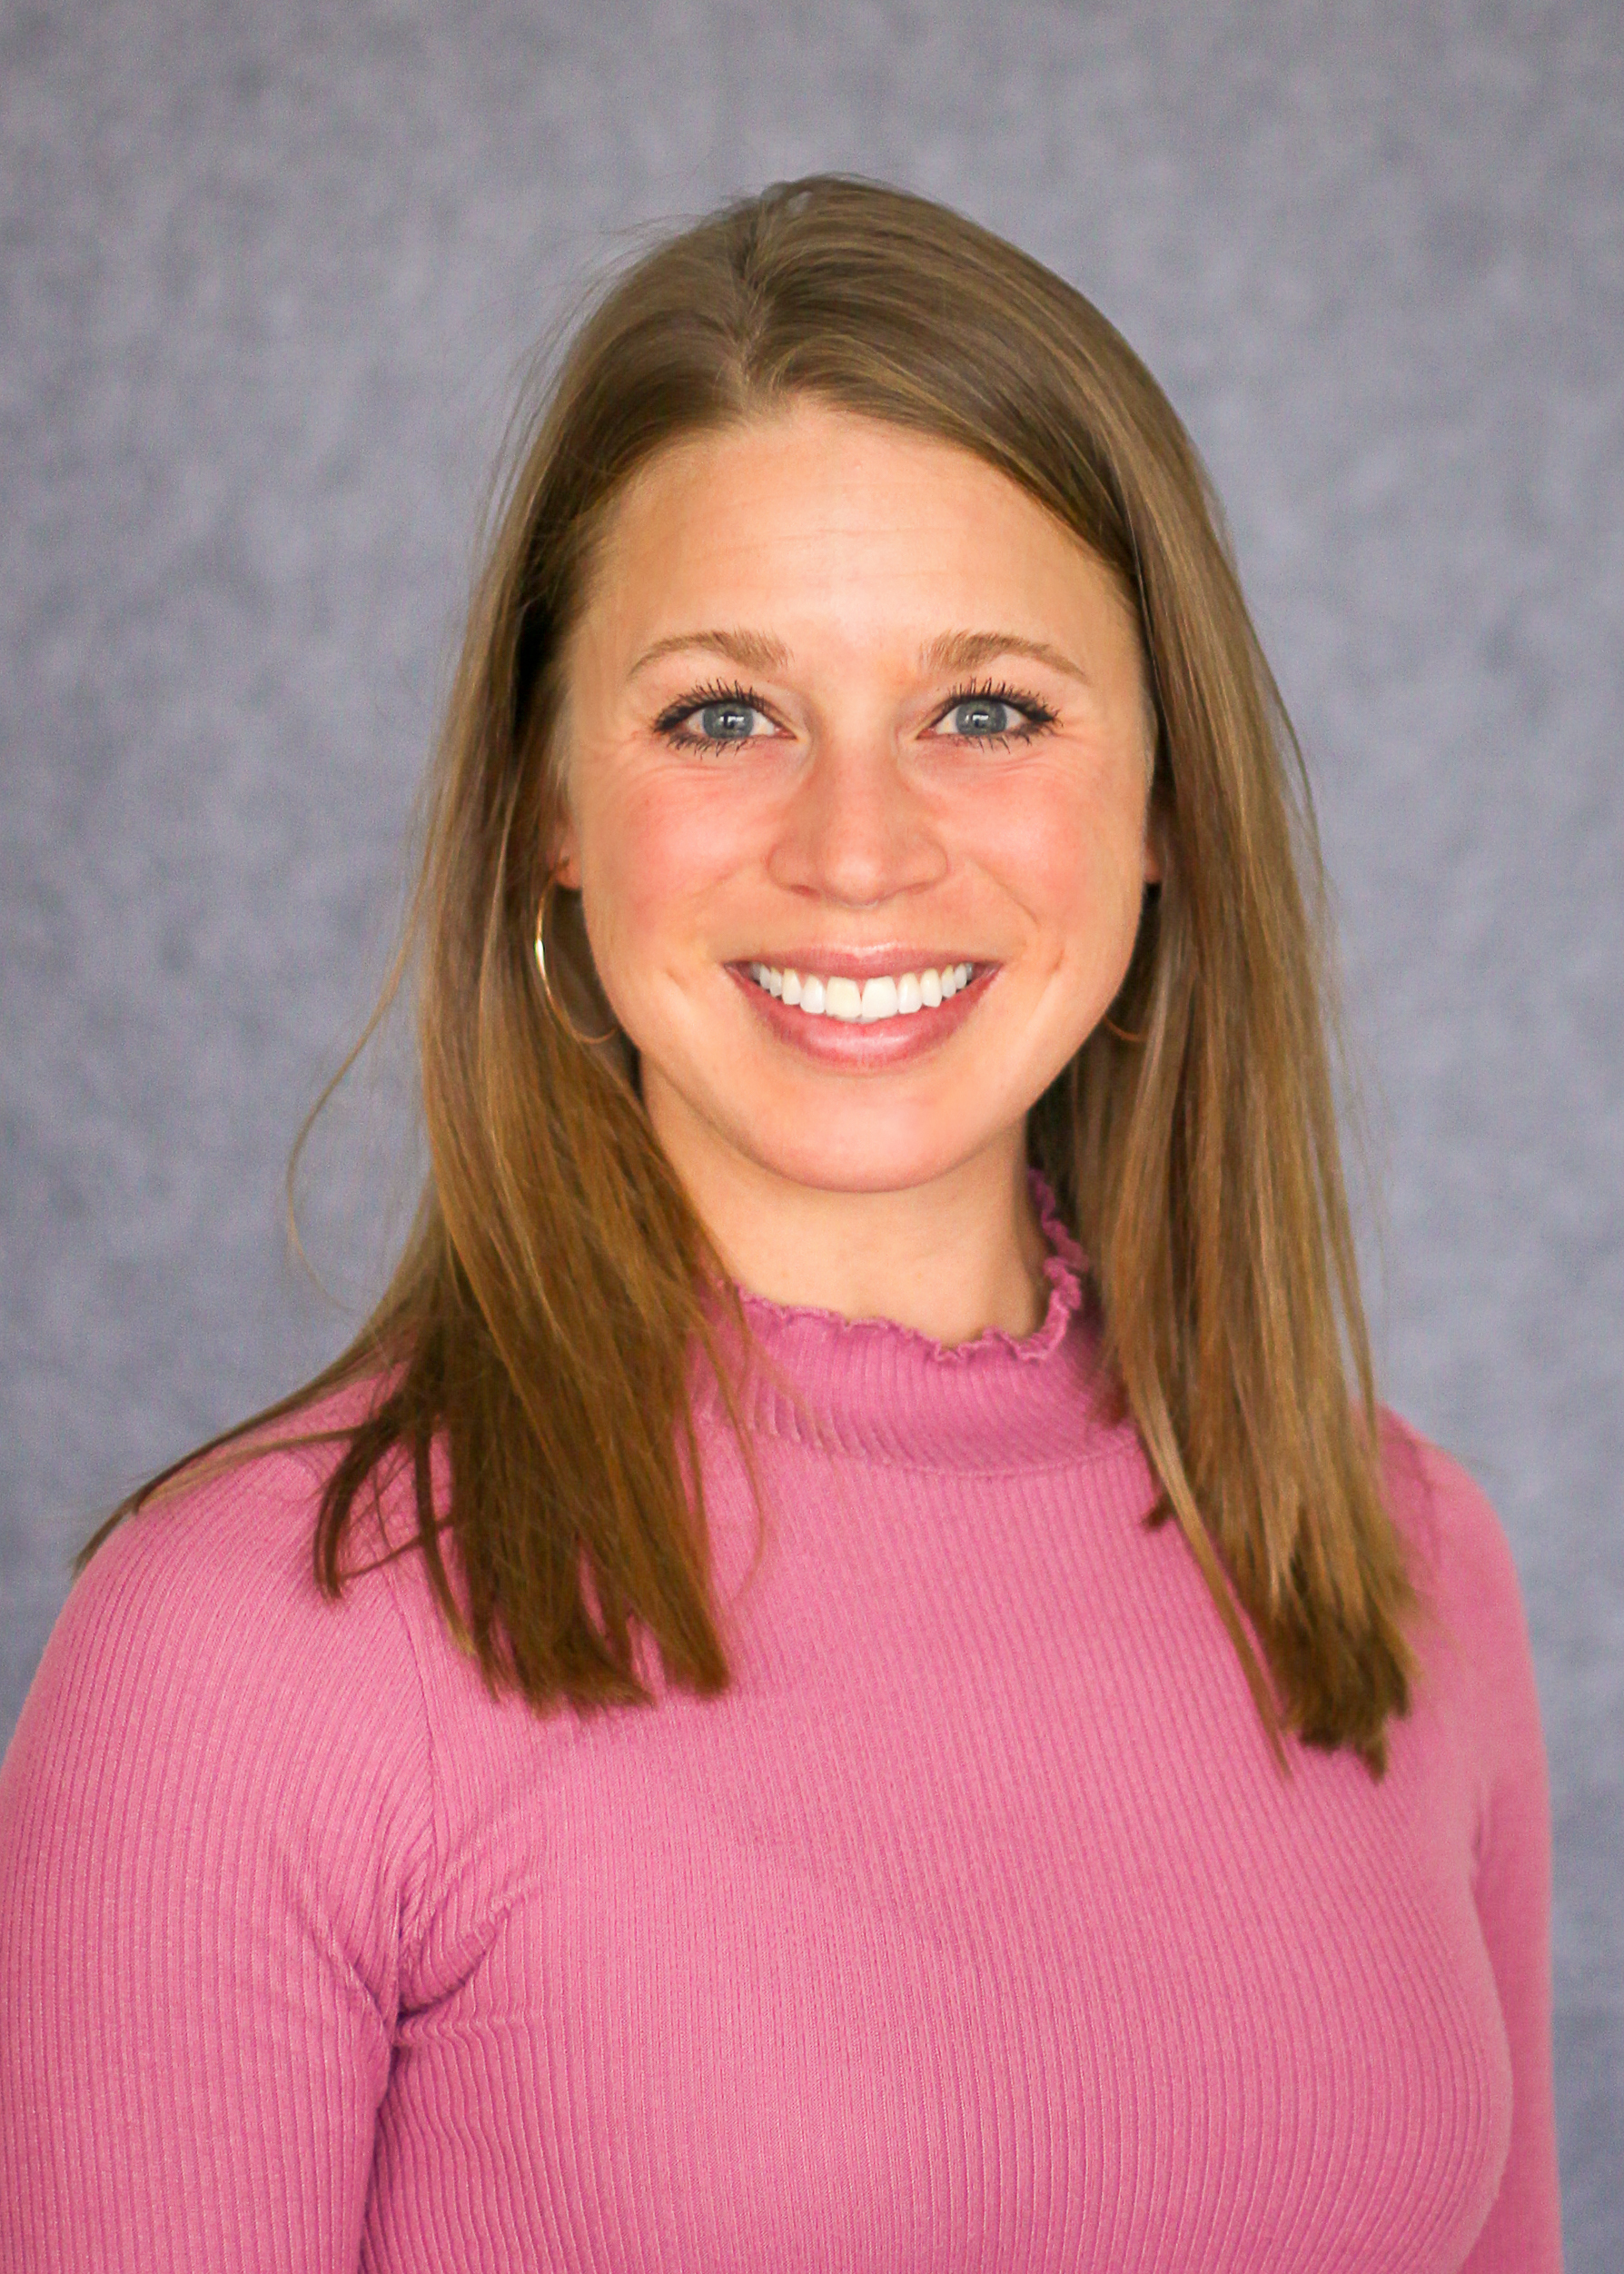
[695,1168,1127,1472]
[733,1166,1085,1365]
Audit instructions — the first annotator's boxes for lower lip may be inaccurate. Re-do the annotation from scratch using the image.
[726,964,997,1066]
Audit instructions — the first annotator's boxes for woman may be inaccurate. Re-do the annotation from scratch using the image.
[0,176,1560,2270]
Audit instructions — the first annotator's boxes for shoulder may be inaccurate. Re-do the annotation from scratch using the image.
[1,1383,444,1957]
[2,1381,563,2027]
[1376,1407,1530,1642]
[1375,1406,1545,1790]
[42,1385,423,1733]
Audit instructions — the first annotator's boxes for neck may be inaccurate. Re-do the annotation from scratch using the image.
[647,1099,1052,1348]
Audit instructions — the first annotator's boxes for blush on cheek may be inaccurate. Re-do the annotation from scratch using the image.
[1006,818,1148,1007]
[585,769,758,976]
[994,747,1151,906]
[989,803,1103,918]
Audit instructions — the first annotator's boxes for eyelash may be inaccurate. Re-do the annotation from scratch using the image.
[939,678,1060,744]
[652,676,1059,754]
[652,678,771,751]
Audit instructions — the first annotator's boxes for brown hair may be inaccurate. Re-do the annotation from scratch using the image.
[83,174,1420,1774]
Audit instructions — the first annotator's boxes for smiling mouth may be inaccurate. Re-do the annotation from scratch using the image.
[741,958,979,1024]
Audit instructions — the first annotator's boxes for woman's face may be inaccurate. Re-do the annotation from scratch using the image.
[554,400,1160,1203]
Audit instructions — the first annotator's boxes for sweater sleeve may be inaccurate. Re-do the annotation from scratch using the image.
[0,1450,438,2273]
[1421,1440,1565,2274]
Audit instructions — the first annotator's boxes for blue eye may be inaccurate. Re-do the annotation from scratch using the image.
[946,696,1021,737]
[696,700,761,740]
[929,683,1056,741]
[656,686,777,749]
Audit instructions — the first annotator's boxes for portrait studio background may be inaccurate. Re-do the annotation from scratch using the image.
[2,3,1619,2260]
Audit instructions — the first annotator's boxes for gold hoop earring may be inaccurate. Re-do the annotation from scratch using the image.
[534,880,619,1048]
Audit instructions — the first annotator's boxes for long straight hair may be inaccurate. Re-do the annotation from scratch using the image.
[84,175,1419,1775]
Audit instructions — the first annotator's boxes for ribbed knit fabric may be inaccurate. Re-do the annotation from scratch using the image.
[0,1177,1561,2271]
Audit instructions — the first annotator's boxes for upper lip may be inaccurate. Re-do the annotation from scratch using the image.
[732,946,989,979]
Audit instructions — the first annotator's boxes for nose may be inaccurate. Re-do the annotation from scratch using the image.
[765,723,948,909]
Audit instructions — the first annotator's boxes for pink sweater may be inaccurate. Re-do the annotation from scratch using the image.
[0,1187,1561,2270]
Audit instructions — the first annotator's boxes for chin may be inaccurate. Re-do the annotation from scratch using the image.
[730,1106,1008,1197]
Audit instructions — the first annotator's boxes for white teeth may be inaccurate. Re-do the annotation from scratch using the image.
[824,976,863,1022]
[748,960,977,1023]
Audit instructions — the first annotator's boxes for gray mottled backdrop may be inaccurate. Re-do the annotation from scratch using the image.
[3,0,1619,2259]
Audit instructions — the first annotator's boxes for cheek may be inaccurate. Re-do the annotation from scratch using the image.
[970,762,1148,969]
[579,762,761,965]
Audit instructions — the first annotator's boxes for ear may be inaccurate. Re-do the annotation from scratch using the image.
[1142,803,1165,889]
[548,814,583,891]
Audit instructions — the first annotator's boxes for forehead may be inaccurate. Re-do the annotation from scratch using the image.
[577,402,1136,660]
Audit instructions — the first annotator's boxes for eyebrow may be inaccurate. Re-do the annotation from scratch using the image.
[630,628,792,678]
[629,626,1092,686]
[920,630,1091,686]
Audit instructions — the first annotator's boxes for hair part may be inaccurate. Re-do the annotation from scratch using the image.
[83,174,1420,1776]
